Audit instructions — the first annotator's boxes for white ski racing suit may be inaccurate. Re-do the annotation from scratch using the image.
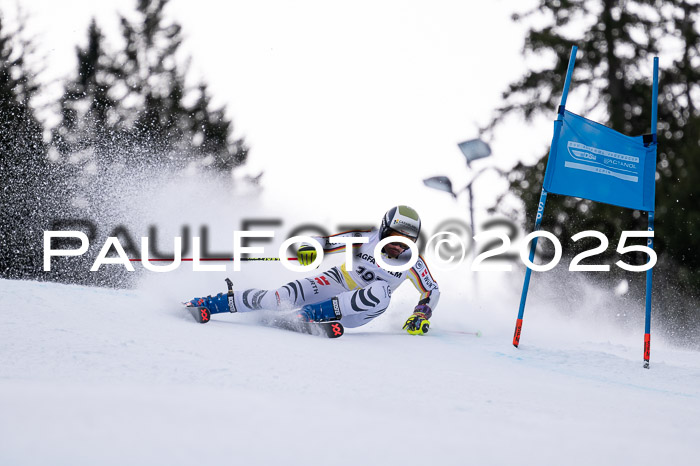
[232,229,440,328]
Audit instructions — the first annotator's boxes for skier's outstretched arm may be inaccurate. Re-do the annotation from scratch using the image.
[297,229,373,266]
[402,256,440,335]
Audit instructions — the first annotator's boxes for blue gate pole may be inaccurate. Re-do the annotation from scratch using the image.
[513,45,578,348]
[644,57,659,368]
[644,211,654,368]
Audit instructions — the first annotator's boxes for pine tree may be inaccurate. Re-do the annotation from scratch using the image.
[112,0,247,170]
[0,13,49,279]
[493,0,662,257]
[490,0,699,335]
[51,19,119,169]
[189,83,249,172]
[46,19,125,286]
[53,0,248,174]
[652,0,700,306]
[45,1,249,287]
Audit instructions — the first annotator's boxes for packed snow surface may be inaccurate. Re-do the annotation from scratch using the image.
[1,269,699,465]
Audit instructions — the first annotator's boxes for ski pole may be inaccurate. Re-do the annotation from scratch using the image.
[444,330,482,337]
[129,257,293,262]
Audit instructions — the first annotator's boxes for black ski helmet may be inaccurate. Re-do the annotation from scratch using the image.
[379,205,421,241]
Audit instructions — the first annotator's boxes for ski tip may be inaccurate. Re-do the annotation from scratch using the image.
[260,316,344,338]
[186,305,211,324]
[476,330,483,338]
[328,321,344,338]
[305,320,344,338]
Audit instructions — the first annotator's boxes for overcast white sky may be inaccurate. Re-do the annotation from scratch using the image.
[3,0,557,231]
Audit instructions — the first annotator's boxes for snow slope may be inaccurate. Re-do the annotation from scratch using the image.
[1,272,699,466]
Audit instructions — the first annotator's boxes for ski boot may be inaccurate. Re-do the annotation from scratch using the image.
[297,297,342,322]
[184,279,235,323]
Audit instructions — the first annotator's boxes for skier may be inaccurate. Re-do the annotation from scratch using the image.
[186,205,439,335]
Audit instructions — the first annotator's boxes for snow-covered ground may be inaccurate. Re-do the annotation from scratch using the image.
[1,266,699,466]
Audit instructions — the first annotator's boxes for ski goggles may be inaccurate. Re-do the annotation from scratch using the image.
[386,231,415,250]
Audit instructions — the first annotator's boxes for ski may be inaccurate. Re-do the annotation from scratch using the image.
[260,315,344,338]
[185,303,211,323]
[183,303,343,338]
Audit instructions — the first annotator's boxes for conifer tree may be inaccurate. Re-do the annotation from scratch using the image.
[53,0,248,174]
[51,19,118,169]
[112,0,247,170]
[491,0,699,329]
[652,0,700,295]
[0,14,49,279]
[47,1,249,287]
